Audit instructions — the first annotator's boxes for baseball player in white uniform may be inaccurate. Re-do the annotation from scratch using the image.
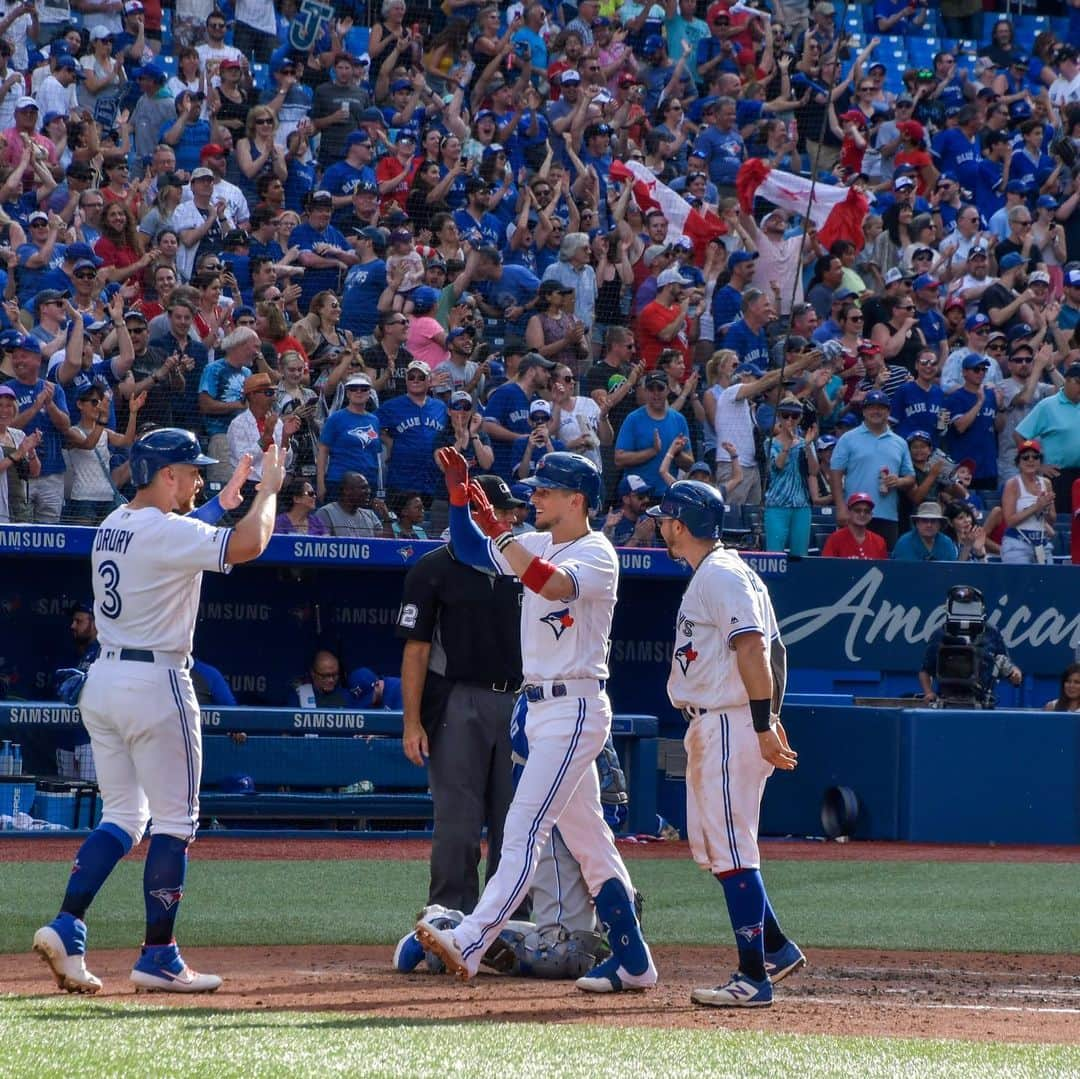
[647,480,804,1008]
[33,429,284,995]
[414,447,656,993]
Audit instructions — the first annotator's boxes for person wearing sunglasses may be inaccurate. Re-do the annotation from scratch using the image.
[62,383,146,525]
[315,371,382,504]
[378,359,449,513]
[996,345,1059,484]
[226,372,300,506]
[273,476,327,536]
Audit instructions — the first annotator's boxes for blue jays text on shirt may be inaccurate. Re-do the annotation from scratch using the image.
[389,414,444,435]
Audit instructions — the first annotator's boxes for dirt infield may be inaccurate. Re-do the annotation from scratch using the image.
[3,944,1078,1044]
[4,836,1079,863]
[5,838,1078,1043]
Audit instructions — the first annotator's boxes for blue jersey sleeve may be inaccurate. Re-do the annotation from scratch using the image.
[448,502,498,570]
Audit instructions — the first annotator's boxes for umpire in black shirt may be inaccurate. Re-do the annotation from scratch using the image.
[397,475,525,914]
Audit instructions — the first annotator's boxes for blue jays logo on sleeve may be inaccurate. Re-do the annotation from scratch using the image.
[540,608,575,639]
[674,641,699,674]
[150,886,185,911]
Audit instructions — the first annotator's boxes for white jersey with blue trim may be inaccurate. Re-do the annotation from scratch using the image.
[91,506,233,655]
[489,529,617,684]
[667,545,778,711]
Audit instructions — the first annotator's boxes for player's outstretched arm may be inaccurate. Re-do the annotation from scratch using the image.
[188,454,254,524]
[438,447,498,570]
[467,479,576,601]
[225,445,286,565]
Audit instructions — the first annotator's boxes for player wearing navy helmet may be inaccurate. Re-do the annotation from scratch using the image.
[414,447,657,993]
[33,431,284,995]
[648,480,804,1008]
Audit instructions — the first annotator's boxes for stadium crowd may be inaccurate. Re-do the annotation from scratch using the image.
[0,0,1077,563]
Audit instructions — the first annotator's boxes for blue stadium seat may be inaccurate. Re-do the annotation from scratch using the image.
[252,62,269,92]
[158,53,177,79]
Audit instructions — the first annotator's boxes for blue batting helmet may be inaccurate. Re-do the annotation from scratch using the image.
[646,480,725,539]
[522,452,603,512]
[129,427,216,488]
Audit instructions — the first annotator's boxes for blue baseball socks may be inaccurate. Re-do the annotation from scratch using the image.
[593,878,650,975]
[716,868,768,982]
[60,823,132,919]
[142,835,189,946]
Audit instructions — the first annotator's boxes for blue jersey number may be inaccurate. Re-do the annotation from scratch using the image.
[98,560,122,619]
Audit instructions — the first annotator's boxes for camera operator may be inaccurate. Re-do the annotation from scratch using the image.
[918,585,1022,707]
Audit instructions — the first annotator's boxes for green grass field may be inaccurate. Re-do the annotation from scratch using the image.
[3,856,1079,1077]
[2,998,1079,1079]
[3,858,1079,956]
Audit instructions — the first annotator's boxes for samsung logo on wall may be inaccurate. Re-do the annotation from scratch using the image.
[0,530,66,551]
[199,603,273,621]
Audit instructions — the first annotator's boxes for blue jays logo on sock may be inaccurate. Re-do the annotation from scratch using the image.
[70,858,81,876]
[150,886,184,911]
[541,608,574,639]
[735,922,763,943]
[674,641,698,674]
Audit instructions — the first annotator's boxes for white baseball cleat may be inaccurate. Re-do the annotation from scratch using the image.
[414,921,470,981]
[691,971,773,1007]
[575,954,658,993]
[130,943,222,993]
[33,918,102,995]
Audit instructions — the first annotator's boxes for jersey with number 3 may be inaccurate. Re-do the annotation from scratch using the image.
[667,546,779,711]
[489,529,617,684]
[91,506,233,654]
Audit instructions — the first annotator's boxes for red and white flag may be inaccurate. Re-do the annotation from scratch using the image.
[735,159,871,251]
[609,160,725,262]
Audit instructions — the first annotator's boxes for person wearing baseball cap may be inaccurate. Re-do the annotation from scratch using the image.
[940,344,1003,494]
[289,189,357,311]
[978,250,1036,335]
[317,369,381,503]
[601,473,654,546]
[322,130,376,219]
[820,492,888,558]
[829,386,914,549]
[1013,361,1080,507]
[512,398,567,481]
[1060,267,1080,333]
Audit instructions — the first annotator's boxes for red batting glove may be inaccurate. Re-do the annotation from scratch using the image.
[437,446,470,507]
[468,479,512,541]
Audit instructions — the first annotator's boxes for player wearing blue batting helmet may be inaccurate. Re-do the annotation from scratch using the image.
[522,452,603,512]
[646,480,726,539]
[129,428,216,487]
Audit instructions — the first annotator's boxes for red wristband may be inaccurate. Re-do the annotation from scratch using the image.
[521,556,558,594]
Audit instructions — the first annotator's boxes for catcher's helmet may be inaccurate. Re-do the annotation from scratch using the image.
[129,427,216,488]
[522,452,603,512]
[646,480,725,539]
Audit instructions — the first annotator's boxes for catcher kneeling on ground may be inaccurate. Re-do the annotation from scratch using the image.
[395,737,636,980]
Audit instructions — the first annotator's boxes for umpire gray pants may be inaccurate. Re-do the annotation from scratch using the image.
[531,826,600,938]
[426,682,515,914]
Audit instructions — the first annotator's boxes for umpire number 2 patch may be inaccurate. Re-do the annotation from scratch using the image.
[398,603,418,629]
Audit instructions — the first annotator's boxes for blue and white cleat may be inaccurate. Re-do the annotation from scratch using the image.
[575,953,658,993]
[393,931,427,973]
[765,940,806,984]
[130,942,222,993]
[33,914,102,994]
[692,971,773,1008]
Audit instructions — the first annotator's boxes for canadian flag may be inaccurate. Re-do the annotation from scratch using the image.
[609,160,725,263]
[735,159,872,252]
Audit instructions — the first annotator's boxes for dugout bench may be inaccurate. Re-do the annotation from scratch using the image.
[197,708,659,833]
[0,704,659,835]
